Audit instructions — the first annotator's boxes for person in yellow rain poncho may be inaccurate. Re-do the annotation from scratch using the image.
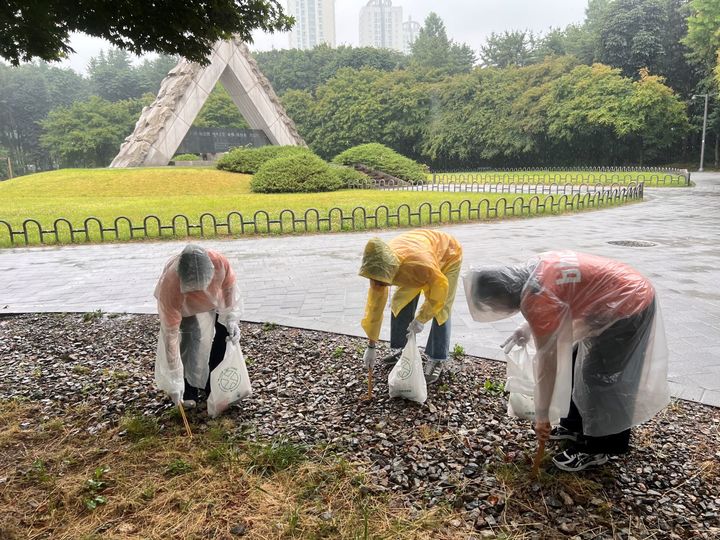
[359,229,463,384]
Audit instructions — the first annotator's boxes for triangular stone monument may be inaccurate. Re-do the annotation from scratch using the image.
[110,38,304,167]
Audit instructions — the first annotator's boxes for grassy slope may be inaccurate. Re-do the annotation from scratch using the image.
[0,168,635,247]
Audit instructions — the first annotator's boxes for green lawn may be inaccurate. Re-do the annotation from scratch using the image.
[429,170,689,187]
[0,168,640,247]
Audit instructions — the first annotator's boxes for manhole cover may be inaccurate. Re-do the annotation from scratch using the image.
[607,240,657,248]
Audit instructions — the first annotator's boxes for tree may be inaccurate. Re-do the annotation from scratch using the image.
[683,0,720,72]
[480,30,538,68]
[136,55,180,95]
[0,0,293,66]
[193,84,249,128]
[88,49,142,102]
[254,44,407,95]
[410,13,475,74]
[40,95,151,167]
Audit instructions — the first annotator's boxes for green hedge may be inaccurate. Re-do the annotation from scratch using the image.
[329,164,370,186]
[332,143,428,183]
[251,154,344,193]
[216,145,313,174]
[173,153,200,161]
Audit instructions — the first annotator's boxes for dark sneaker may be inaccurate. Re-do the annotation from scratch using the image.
[550,426,579,442]
[182,399,197,409]
[552,449,608,472]
[424,359,445,385]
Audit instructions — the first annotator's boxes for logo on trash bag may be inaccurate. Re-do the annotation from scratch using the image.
[397,356,413,380]
[218,367,240,392]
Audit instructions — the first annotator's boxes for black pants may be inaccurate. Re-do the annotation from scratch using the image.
[180,314,228,401]
[560,299,656,455]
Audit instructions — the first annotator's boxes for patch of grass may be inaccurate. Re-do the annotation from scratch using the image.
[71,365,91,375]
[262,321,277,331]
[120,413,160,442]
[27,458,53,485]
[245,438,307,476]
[165,459,193,477]
[82,309,104,322]
[0,167,633,248]
[332,346,345,359]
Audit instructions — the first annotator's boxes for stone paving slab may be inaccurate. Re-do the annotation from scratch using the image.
[1,173,719,407]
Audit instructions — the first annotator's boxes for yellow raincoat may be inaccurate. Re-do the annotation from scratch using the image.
[359,230,463,341]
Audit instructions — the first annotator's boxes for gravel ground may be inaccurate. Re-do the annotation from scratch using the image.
[1,313,719,539]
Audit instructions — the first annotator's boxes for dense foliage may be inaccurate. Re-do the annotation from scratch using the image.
[251,154,343,193]
[333,143,429,183]
[0,0,292,66]
[216,145,313,173]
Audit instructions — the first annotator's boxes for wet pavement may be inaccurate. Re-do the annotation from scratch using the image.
[1,172,719,407]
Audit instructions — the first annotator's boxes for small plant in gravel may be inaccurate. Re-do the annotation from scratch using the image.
[71,365,91,375]
[82,309,104,322]
[120,413,160,442]
[262,321,277,331]
[483,379,505,396]
[27,459,53,485]
[165,459,193,477]
[451,344,465,361]
[332,346,345,359]
[83,466,109,510]
[246,438,307,476]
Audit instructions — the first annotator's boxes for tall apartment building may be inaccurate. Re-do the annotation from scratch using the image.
[287,0,336,50]
[359,0,404,53]
[402,16,421,54]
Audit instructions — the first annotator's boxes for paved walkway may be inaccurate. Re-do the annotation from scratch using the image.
[2,173,719,407]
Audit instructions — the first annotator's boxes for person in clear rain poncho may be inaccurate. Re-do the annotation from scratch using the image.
[359,230,463,384]
[464,251,669,472]
[154,245,242,408]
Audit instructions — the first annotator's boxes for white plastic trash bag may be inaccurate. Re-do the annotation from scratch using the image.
[388,334,427,404]
[505,345,536,420]
[207,342,252,418]
[505,343,571,425]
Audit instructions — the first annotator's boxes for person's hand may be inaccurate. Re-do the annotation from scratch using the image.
[226,321,241,345]
[406,318,424,338]
[169,390,183,406]
[363,346,377,369]
[501,322,532,353]
[534,420,551,443]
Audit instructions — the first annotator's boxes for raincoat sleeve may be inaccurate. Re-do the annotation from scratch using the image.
[362,281,389,342]
[155,271,184,370]
[216,257,243,327]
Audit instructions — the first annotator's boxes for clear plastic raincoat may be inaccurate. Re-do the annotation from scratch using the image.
[154,246,242,399]
[464,251,669,437]
[359,230,463,342]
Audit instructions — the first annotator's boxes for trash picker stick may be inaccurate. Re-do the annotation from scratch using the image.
[178,402,193,439]
[367,368,373,399]
[532,439,545,477]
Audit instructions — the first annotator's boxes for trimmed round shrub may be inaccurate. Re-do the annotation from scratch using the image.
[173,153,200,161]
[332,143,428,183]
[328,163,371,186]
[251,154,344,193]
[216,145,313,173]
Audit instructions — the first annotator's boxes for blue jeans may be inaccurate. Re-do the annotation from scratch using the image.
[390,294,450,361]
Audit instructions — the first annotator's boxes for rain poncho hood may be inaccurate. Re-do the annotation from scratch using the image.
[154,246,242,396]
[359,238,400,284]
[360,230,463,342]
[463,250,669,436]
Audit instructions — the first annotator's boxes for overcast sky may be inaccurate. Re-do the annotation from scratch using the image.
[60,0,587,74]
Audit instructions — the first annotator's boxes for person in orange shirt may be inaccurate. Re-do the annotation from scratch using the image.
[154,244,242,408]
[464,251,669,472]
[359,230,463,384]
